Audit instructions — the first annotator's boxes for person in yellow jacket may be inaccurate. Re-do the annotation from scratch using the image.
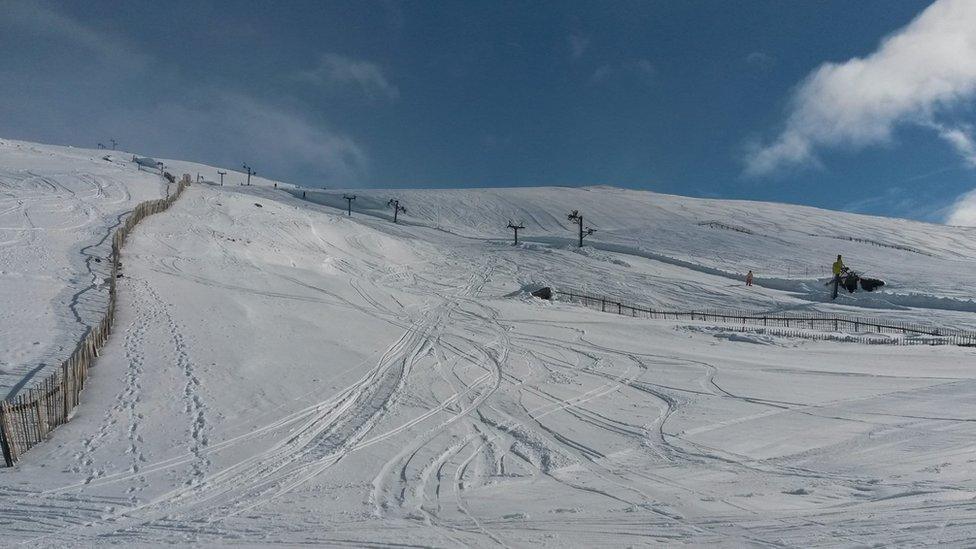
[831,255,846,299]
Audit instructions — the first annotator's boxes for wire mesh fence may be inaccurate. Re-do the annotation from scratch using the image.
[555,288,976,348]
[0,177,191,467]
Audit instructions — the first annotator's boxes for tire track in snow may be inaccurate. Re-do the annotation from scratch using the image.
[39,295,448,541]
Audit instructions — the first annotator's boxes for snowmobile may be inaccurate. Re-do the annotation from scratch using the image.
[827,267,885,299]
[858,275,885,292]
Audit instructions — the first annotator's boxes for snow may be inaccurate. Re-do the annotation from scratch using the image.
[0,139,166,394]
[296,186,976,323]
[1,139,976,545]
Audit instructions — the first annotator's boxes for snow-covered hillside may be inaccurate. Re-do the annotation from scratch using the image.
[1,140,975,546]
[0,139,166,394]
[302,186,976,327]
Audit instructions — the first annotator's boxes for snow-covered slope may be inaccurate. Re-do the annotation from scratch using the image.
[2,140,976,546]
[0,139,167,394]
[301,186,976,323]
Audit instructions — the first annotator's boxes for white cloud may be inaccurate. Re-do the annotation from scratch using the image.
[1,1,149,69]
[129,93,369,186]
[946,187,976,226]
[0,3,369,186]
[298,53,399,100]
[745,0,976,176]
[932,123,976,167]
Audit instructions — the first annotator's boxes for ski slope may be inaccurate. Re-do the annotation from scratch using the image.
[302,186,976,330]
[0,139,167,395]
[1,140,975,546]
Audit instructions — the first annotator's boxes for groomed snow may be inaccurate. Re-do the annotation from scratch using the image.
[1,141,975,546]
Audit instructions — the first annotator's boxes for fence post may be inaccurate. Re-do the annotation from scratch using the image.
[561,287,966,347]
[36,391,48,438]
[0,404,14,466]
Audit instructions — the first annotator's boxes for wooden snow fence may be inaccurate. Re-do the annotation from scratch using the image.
[555,288,976,348]
[0,177,191,466]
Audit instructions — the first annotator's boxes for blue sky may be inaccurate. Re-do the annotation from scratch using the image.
[2,0,976,224]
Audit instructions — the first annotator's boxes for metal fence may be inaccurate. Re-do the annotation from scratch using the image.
[555,288,976,347]
[0,177,191,466]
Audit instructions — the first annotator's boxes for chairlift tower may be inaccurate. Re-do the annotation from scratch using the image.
[506,222,525,245]
[567,210,595,247]
[242,163,256,186]
[388,199,406,223]
[343,194,357,216]
[217,170,226,186]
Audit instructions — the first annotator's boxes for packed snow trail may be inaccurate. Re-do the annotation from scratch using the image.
[1,142,976,545]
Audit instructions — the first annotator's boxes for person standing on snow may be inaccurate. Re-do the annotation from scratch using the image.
[831,255,845,299]
[745,270,754,286]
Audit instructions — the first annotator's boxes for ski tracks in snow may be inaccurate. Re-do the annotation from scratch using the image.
[26,277,457,541]
[14,185,974,546]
